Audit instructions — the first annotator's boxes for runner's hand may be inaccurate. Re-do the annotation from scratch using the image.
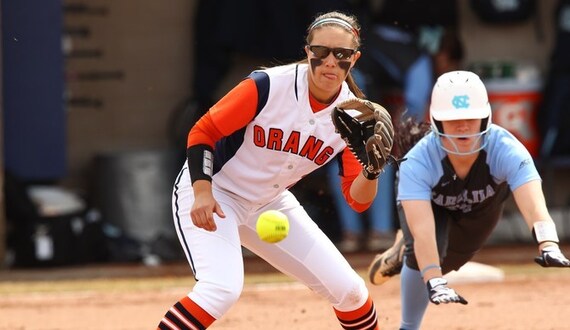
[535,245,570,267]
[427,277,468,305]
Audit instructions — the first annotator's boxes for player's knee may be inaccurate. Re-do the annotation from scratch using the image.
[214,282,243,307]
[191,277,244,318]
[335,276,369,311]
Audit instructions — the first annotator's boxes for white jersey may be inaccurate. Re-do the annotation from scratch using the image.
[209,63,354,204]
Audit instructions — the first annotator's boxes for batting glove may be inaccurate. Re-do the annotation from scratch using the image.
[427,277,468,305]
[534,245,570,267]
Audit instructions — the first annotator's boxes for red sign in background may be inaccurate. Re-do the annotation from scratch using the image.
[488,90,542,158]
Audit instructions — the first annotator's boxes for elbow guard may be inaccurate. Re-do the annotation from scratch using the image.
[186,144,214,184]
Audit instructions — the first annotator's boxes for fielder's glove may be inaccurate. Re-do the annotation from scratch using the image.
[534,245,570,267]
[331,98,394,179]
[427,277,468,305]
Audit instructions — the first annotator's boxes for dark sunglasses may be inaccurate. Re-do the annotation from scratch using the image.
[308,45,356,60]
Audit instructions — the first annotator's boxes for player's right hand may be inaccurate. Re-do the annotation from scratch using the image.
[534,245,570,267]
[427,277,468,305]
[190,181,226,231]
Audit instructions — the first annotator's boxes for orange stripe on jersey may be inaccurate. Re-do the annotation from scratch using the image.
[334,294,379,330]
[187,78,258,149]
[308,88,341,113]
[309,91,335,113]
[339,149,373,212]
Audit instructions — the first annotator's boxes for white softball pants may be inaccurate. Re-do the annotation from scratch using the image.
[172,167,369,320]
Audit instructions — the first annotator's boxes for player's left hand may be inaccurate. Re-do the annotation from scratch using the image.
[331,98,394,180]
[534,245,570,267]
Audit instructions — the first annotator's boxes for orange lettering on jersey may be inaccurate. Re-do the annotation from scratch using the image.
[283,131,301,154]
[253,125,266,147]
[314,147,333,165]
[299,136,324,161]
[267,128,284,150]
[252,126,334,165]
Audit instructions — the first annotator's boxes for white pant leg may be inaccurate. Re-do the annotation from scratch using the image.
[172,167,246,319]
[240,190,369,312]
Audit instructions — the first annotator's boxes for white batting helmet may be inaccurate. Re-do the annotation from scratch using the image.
[430,70,492,154]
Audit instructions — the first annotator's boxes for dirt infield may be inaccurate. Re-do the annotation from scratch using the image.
[1,245,569,330]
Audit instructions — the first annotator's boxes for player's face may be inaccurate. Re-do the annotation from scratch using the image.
[305,27,360,103]
[440,119,483,155]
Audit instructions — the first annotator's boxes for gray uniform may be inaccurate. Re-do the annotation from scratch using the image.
[397,124,540,273]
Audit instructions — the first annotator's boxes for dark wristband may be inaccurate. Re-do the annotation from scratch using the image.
[186,144,214,184]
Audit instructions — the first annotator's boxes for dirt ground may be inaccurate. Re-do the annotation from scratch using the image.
[1,244,569,330]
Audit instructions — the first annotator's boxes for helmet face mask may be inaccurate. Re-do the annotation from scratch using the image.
[429,71,492,155]
[435,124,490,155]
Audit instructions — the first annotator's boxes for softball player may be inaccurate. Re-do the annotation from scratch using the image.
[370,70,570,330]
[157,11,388,330]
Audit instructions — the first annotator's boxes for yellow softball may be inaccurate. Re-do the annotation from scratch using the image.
[256,210,290,243]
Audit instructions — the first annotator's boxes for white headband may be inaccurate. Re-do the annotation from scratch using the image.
[308,17,359,37]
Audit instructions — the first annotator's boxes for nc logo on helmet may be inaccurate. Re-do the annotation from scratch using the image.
[452,95,470,109]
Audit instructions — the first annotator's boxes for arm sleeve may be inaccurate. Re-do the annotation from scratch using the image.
[339,149,373,212]
[187,78,258,148]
